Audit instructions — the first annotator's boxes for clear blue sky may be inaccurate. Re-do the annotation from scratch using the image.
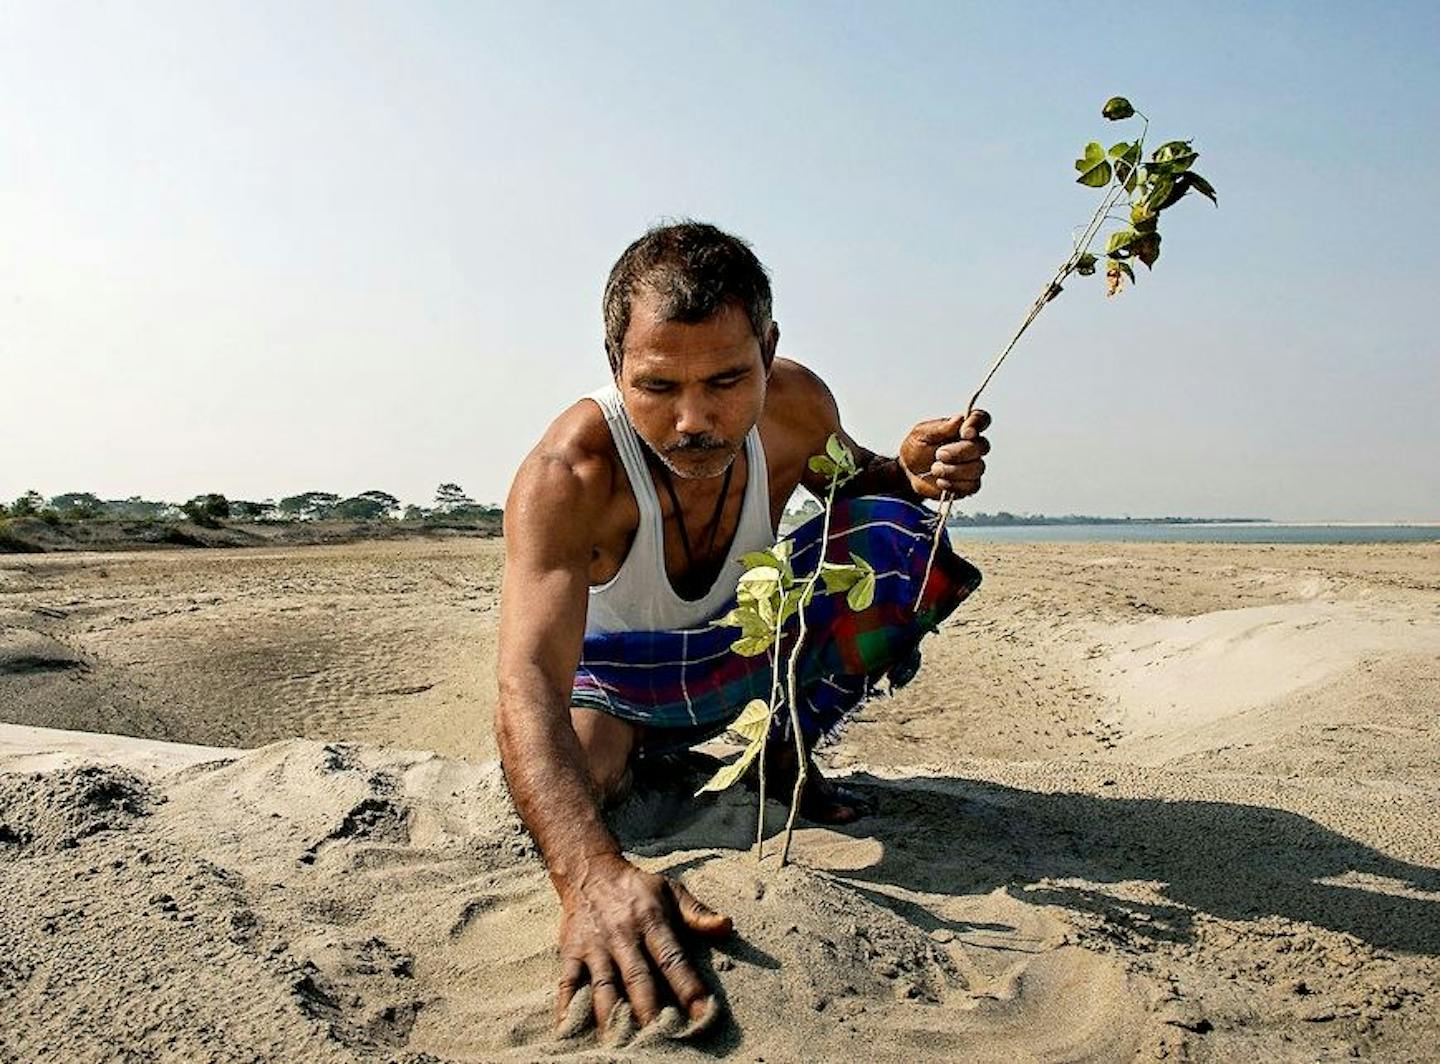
[3,1,1437,520]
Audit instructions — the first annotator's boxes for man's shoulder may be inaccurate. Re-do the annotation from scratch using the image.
[507,397,619,518]
[765,357,841,436]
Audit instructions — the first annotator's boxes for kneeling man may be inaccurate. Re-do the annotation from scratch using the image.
[495,222,990,1037]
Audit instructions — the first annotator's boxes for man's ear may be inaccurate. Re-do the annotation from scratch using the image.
[762,322,780,373]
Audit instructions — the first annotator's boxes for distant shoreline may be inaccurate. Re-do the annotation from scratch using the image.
[944,515,1270,527]
[5,512,1435,555]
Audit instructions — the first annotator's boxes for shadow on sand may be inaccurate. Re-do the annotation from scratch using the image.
[826,773,1440,956]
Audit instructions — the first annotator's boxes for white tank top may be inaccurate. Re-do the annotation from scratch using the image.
[585,384,775,635]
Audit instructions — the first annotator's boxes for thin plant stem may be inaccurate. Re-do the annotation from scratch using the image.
[779,478,839,866]
[755,634,782,861]
[911,161,1137,612]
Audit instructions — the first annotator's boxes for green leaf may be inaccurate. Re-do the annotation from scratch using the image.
[1185,171,1218,205]
[808,455,837,478]
[743,592,771,631]
[1076,158,1112,188]
[1075,252,1098,277]
[714,605,771,640]
[1143,174,1175,214]
[1132,232,1161,269]
[846,571,876,612]
[742,543,793,584]
[730,632,775,657]
[820,560,863,593]
[738,565,781,595]
[1151,140,1198,174]
[825,434,849,465]
[730,698,772,743]
[1130,202,1155,226]
[1106,229,1139,256]
[1074,140,1106,170]
[1101,96,1135,121]
[695,732,764,794]
[739,549,780,571]
[1109,140,1141,166]
[712,607,744,629]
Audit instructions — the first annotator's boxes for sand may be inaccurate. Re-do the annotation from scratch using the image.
[2,539,1437,1062]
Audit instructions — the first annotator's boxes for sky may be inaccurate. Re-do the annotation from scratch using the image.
[2,1,1437,521]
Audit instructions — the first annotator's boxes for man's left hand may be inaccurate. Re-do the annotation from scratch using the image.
[899,409,991,500]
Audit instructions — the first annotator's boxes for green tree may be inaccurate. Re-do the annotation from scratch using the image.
[434,482,474,513]
[10,491,44,517]
[356,490,400,517]
[230,499,277,520]
[49,492,105,520]
[182,494,230,527]
[277,492,339,520]
[332,495,389,520]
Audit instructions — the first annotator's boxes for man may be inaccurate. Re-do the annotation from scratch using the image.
[495,222,990,1039]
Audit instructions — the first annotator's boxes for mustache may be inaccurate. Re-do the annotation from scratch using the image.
[663,433,729,454]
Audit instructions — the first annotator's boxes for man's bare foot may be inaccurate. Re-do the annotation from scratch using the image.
[760,742,876,825]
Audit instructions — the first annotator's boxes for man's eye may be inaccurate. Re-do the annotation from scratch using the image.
[641,382,673,394]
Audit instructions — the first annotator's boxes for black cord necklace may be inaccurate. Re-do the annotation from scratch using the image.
[654,456,735,575]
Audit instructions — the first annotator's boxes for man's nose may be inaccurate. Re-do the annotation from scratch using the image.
[673,392,713,436]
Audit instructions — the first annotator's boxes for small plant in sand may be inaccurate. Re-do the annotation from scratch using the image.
[699,435,874,866]
[914,95,1219,605]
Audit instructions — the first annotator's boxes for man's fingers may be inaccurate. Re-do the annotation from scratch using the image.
[669,880,733,939]
[911,413,967,445]
[643,921,712,1021]
[961,408,992,438]
[613,940,662,1027]
[587,955,621,1034]
[935,437,989,464]
[556,957,586,1025]
[931,458,985,482]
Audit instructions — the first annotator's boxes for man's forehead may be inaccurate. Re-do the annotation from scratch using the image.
[621,298,760,377]
[623,343,758,382]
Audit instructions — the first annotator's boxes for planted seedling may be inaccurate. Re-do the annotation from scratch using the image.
[914,95,1218,606]
[700,434,875,865]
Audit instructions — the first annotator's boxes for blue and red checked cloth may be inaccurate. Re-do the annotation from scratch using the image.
[570,495,982,753]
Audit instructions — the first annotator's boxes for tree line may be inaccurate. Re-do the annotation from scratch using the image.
[3,483,500,529]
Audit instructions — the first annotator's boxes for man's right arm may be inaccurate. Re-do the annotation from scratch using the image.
[496,440,619,887]
[494,424,730,1036]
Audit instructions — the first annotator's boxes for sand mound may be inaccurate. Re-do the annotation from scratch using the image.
[0,763,151,854]
[0,736,1161,1062]
[1083,600,1440,763]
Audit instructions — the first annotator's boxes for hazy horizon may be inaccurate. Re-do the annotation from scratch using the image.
[4,3,1437,523]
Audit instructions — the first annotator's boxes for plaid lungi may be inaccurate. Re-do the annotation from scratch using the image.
[571,495,982,752]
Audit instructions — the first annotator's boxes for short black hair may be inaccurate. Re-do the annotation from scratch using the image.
[602,221,773,375]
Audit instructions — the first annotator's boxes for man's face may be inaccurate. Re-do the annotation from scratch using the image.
[616,290,772,480]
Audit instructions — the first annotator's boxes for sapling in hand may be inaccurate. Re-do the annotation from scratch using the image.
[913,95,1218,607]
[699,435,875,865]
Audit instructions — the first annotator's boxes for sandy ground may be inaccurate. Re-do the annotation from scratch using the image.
[1,539,1437,1062]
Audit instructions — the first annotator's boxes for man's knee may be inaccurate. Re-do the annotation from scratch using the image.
[569,706,636,804]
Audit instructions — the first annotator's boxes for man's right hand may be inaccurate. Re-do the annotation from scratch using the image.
[555,853,732,1035]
